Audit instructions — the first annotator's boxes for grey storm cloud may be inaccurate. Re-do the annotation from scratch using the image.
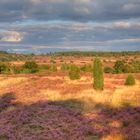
[0,0,140,22]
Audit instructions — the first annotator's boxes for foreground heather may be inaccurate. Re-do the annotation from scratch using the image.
[0,93,140,140]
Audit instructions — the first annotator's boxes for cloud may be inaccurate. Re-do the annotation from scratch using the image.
[0,31,23,42]
[0,0,140,53]
[0,20,140,47]
[0,0,140,22]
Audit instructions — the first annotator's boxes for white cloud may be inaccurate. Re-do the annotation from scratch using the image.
[0,31,23,42]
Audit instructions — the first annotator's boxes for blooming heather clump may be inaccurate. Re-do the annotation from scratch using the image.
[0,93,16,113]
[0,99,140,140]
[0,102,97,139]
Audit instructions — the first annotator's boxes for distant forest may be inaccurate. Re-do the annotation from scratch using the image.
[0,51,140,62]
[53,51,140,57]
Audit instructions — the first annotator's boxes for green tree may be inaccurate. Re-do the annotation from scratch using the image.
[125,74,135,86]
[69,65,80,80]
[93,58,104,90]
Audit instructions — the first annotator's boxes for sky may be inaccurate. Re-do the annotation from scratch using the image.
[0,0,140,54]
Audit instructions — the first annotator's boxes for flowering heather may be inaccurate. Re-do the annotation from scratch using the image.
[0,97,140,140]
[0,101,97,140]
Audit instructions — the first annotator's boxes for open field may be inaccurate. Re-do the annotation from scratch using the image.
[0,52,140,140]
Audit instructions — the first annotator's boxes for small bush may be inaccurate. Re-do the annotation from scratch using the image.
[131,60,140,73]
[38,65,50,72]
[23,61,38,73]
[50,59,56,64]
[104,67,114,74]
[20,69,33,74]
[125,74,135,86]
[93,58,104,90]
[61,63,70,71]
[23,61,38,69]
[50,65,57,72]
[80,64,93,72]
[0,63,10,74]
[123,64,133,73]
[114,60,126,73]
[11,66,22,74]
[69,65,80,80]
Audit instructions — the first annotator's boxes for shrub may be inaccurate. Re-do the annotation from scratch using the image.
[0,63,10,74]
[125,74,135,86]
[20,68,32,74]
[69,65,80,80]
[131,60,140,73]
[114,60,140,73]
[123,64,133,73]
[61,63,70,71]
[80,64,93,72]
[93,58,104,90]
[23,61,38,73]
[50,59,56,64]
[23,61,38,69]
[50,65,57,72]
[114,60,126,73]
[11,66,22,74]
[104,67,114,74]
[38,65,50,72]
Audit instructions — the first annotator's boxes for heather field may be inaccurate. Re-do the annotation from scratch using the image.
[1,0,140,139]
[0,53,140,140]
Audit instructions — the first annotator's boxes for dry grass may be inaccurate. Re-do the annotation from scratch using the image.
[42,80,140,109]
[0,77,28,89]
[111,80,140,107]
[101,134,125,140]
[0,73,139,109]
[0,72,139,111]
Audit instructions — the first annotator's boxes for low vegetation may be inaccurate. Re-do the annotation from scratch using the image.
[38,65,50,72]
[104,66,115,74]
[80,64,93,72]
[104,60,140,74]
[0,51,33,61]
[23,61,39,73]
[0,61,58,74]
[69,65,80,80]
[50,65,57,72]
[61,63,70,71]
[0,51,140,75]
[0,63,10,74]
[125,74,136,86]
